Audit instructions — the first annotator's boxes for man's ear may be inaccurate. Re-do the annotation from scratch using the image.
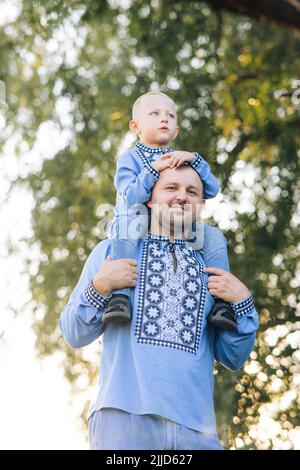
[146,199,152,209]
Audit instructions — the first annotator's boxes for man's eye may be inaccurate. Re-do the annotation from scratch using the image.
[188,190,197,195]
[166,187,175,190]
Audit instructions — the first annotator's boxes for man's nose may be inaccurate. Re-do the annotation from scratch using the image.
[174,190,188,202]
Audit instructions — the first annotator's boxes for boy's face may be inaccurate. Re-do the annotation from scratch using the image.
[129,95,180,147]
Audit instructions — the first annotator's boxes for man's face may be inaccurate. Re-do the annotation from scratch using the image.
[129,95,179,146]
[147,166,205,236]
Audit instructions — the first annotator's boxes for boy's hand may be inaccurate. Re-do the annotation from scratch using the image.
[160,151,196,169]
[151,155,173,172]
[93,256,138,296]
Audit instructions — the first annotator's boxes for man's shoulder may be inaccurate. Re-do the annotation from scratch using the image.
[89,238,114,258]
[203,223,224,237]
[203,223,227,250]
[92,238,141,257]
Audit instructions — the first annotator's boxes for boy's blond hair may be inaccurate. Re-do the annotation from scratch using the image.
[132,91,177,120]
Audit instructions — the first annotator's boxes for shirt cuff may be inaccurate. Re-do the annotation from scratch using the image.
[148,163,160,180]
[190,152,203,169]
[230,294,255,317]
[84,280,112,310]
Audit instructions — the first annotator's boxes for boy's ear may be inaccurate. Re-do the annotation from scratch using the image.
[129,119,139,134]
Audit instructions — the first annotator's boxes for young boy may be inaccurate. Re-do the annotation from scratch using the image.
[102,91,231,327]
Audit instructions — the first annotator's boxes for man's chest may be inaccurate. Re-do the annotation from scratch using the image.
[135,239,207,355]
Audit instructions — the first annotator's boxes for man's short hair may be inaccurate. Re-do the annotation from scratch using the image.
[132,91,177,120]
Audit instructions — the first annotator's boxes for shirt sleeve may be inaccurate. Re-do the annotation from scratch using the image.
[190,153,220,199]
[214,294,259,372]
[58,241,111,349]
[204,227,259,371]
[115,150,160,206]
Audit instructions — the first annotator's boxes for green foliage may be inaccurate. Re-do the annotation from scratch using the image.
[1,0,299,449]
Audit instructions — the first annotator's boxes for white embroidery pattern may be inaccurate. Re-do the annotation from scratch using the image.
[135,236,206,354]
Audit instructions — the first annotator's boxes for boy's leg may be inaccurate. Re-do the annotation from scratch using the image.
[199,222,237,332]
[102,238,137,324]
[186,221,204,250]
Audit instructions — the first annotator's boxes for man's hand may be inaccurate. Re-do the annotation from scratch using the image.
[204,267,250,303]
[92,256,138,296]
[160,150,196,169]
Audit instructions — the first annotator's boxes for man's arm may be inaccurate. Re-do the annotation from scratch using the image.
[58,241,110,348]
[205,266,259,372]
[59,241,138,349]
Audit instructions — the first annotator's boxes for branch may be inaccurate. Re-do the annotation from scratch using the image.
[207,0,300,32]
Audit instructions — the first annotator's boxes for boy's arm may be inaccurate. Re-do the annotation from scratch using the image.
[59,241,111,349]
[115,150,160,206]
[161,150,220,199]
[115,149,219,205]
[203,226,259,371]
[190,152,220,199]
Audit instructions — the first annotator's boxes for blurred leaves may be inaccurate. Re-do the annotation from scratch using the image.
[1,0,299,449]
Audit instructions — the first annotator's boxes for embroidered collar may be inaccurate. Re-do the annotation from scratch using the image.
[146,232,196,245]
[136,142,174,154]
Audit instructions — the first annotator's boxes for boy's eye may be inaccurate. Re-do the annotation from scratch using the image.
[149,111,175,117]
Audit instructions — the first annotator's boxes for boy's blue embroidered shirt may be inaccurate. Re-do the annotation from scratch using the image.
[106,143,220,240]
[59,226,259,434]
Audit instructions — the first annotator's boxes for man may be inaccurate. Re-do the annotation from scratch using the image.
[59,165,259,450]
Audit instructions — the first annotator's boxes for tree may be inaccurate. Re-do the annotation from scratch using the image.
[1,0,299,449]
[208,0,300,32]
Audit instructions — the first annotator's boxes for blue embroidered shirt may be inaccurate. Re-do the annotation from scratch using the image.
[59,226,259,435]
[106,142,220,240]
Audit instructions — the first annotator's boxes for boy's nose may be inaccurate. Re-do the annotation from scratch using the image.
[161,112,170,119]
